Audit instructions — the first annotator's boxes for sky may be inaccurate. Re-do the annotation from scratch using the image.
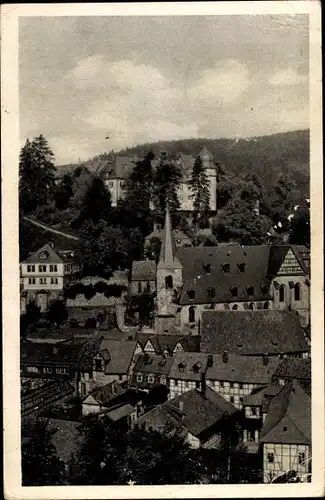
[19,15,309,165]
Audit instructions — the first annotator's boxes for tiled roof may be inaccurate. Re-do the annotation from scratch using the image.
[135,333,201,355]
[242,383,283,407]
[133,354,174,375]
[165,387,237,437]
[85,380,125,405]
[22,243,64,264]
[260,380,311,445]
[272,357,311,381]
[169,352,209,381]
[176,245,272,305]
[104,403,135,422]
[131,260,156,281]
[206,354,279,384]
[201,310,310,355]
[98,339,137,374]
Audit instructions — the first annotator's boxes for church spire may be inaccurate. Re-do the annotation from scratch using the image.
[157,204,182,269]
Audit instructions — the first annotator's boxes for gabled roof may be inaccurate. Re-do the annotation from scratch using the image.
[165,387,237,437]
[169,352,209,381]
[133,354,174,376]
[176,245,271,305]
[84,380,125,406]
[135,333,201,355]
[136,404,185,434]
[267,245,309,277]
[131,260,156,281]
[97,339,137,374]
[260,380,311,445]
[206,354,279,384]
[22,243,64,264]
[272,357,311,381]
[201,310,310,355]
[242,383,283,407]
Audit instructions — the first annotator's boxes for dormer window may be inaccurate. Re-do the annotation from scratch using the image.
[39,251,49,261]
[204,264,211,274]
[246,286,254,296]
[222,263,230,273]
[238,263,246,273]
[230,286,238,297]
[94,359,103,371]
[208,288,216,298]
[178,363,186,373]
[187,289,195,300]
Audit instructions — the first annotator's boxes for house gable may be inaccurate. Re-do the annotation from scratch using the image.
[173,342,184,354]
[276,249,304,276]
[82,394,99,406]
[144,340,156,353]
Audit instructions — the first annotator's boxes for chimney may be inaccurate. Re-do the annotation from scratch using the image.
[263,354,269,366]
[207,355,213,368]
[222,351,229,363]
[200,372,206,397]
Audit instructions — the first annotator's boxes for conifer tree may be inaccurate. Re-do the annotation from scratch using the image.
[189,155,211,229]
[152,153,182,227]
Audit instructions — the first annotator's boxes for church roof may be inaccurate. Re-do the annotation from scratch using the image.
[157,205,182,270]
[131,260,156,281]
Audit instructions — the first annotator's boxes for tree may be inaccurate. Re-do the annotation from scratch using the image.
[20,300,41,337]
[19,135,57,213]
[46,299,68,326]
[22,418,66,485]
[78,177,112,225]
[145,236,161,262]
[189,155,211,229]
[289,205,310,247]
[152,153,182,227]
[55,173,74,210]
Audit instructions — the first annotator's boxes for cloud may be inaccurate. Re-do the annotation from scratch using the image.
[269,68,308,87]
[187,59,251,105]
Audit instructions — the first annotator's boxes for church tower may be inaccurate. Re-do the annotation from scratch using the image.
[155,205,183,333]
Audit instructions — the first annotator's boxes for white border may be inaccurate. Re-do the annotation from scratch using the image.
[2,2,323,499]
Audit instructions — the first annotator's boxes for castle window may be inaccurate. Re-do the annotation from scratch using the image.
[230,286,238,297]
[208,288,216,298]
[246,286,254,296]
[165,275,173,289]
[279,284,286,302]
[222,263,230,273]
[189,306,195,323]
[187,289,195,300]
[238,263,246,273]
[232,304,238,310]
[294,283,301,301]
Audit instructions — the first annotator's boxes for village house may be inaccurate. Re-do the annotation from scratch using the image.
[136,386,237,449]
[200,310,310,358]
[148,206,310,334]
[131,354,174,392]
[129,260,157,296]
[260,380,311,483]
[20,242,81,313]
[168,352,209,399]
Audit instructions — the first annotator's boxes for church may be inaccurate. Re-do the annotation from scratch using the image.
[131,206,310,336]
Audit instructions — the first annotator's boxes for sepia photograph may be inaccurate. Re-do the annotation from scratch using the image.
[2,2,324,498]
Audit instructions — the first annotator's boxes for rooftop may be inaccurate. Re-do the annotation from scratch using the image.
[97,338,137,374]
[169,352,209,381]
[131,260,156,281]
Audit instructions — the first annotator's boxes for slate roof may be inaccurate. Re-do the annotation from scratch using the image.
[22,243,65,264]
[242,383,283,407]
[165,387,237,437]
[169,352,209,381]
[131,260,156,281]
[97,339,137,374]
[206,354,279,384]
[272,357,311,382]
[201,310,310,355]
[20,340,83,366]
[133,354,174,376]
[135,333,201,355]
[104,403,135,422]
[260,380,311,445]
[176,245,272,305]
[84,380,125,405]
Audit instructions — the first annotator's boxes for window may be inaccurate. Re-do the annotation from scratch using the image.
[148,375,155,384]
[38,265,46,272]
[208,288,216,298]
[294,283,301,301]
[220,381,224,388]
[120,181,126,189]
[28,278,36,285]
[204,264,211,274]
[267,452,274,464]
[109,181,114,188]
[189,305,195,323]
[246,286,254,296]
[39,278,47,285]
[232,304,238,310]
[178,363,185,373]
[279,284,286,302]
[95,359,102,371]
[119,374,123,381]
[27,265,35,273]
[239,383,243,389]
[165,275,173,289]
[56,367,69,374]
[298,452,305,465]
[174,379,179,386]
[81,383,86,396]
[230,286,238,297]
[249,302,254,310]
[137,374,143,382]
[146,281,151,293]
[196,381,200,388]
[26,366,39,373]
[49,265,58,272]
[222,263,230,273]
[238,263,246,273]
[264,302,269,309]
[138,281,142,293]
[160,376,167,385]
[43,367,52,373]
[187,289,195,300]
[51,277,58,284]
[261,285,268,295]
[230,396,235,403]
[251,407,257,416]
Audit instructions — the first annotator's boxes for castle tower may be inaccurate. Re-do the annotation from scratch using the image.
[155,205,183,333]
[198,147,217,212]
